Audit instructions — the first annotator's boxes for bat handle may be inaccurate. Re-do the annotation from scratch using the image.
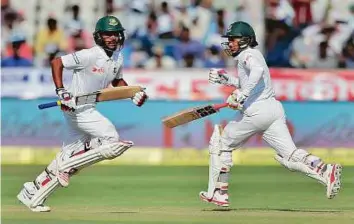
[213,103,229,110]
[38,101,61,110]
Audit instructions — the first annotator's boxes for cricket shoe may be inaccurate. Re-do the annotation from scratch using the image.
[17,182,51,212]
[199,190,229,207]
[321,164,342,199]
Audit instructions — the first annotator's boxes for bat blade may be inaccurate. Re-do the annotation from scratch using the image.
[162,103,228,128]
[96,86,143,102]
[38,86,144,110]
[75,86,143,106]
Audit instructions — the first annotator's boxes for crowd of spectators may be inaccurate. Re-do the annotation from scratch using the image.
[265,0,354,69]
[1,0,353,69]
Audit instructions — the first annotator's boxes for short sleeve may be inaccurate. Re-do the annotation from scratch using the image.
[61,49,89,70]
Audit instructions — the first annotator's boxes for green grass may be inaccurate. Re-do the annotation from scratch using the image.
[1,165,354,224]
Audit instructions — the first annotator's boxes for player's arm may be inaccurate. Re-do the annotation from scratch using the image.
[51,57,64,89]
[50,57,76,111]
[226,53,264,110]
[241,53,264,97]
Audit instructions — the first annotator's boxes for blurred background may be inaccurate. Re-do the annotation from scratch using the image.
[1,0,354,166]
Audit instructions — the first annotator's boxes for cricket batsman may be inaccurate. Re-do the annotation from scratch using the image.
[199,21,342,207]
[17,16,148,212]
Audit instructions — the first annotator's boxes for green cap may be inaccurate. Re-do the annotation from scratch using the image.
[95,16,125,33]
[222,21,256,38]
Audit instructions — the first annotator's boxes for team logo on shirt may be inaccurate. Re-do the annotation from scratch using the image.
[92,66,105,74]
[244,54,252,65]
[109,18,118,26]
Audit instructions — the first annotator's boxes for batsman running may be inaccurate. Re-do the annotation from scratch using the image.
[17,16,148,212]
[199,21,342,207]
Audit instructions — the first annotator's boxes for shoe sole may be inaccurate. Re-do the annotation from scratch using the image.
[199,193,229,207]
[327,164,342,199]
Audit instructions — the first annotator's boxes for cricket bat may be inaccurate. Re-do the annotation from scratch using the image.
[38,86,144,110]
[162,103,229,128]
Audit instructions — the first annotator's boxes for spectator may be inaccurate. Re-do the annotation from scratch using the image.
[144,45,177,69]
[157,1,174,39]
[290,24,336,68]
[266,21,295,67]
[265,0,295,27]
[340,37,354,68]
[1,0,17,26]
[205,20,224,53]
[289,33,317,68]
[309,41,338,69]
[4,33,33,60]
[301,20,352,55]
[136,11,159,57]
[234,0,252,23]
[189,0,213,42]
[181,52,203,68]
[173,3,193,34]
[35,17,67,59]
[126,0,151,37]
[203,45,226,68]
[1,2,20,55]
[173,27,205,62]
[65,5,85,35]
[291,0,315,29]
[67,21,93,52]
[1,35,33,67]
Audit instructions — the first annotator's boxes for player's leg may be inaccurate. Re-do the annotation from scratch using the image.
[55,108,133,186]
[262,101,342,199]
[17,110,95,212]
[200,116,259,207]
[16,158,59,212]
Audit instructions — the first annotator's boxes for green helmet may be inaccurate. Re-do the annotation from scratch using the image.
[93,16,125,51]
[221,21,258,56]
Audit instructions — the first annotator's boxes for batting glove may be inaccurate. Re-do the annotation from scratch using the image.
[208,68,240,87]
[226,90,248,110]
[56,87,76,112]
[132,90,148,107]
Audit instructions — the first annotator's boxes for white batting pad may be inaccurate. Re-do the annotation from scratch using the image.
[58,141,134,173]
[207,125,223,199]
[274,154,326,185]
[30,179,60,208]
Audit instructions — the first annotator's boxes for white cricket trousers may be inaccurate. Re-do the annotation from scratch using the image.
[60,106,120,158]
[221,97,297,158]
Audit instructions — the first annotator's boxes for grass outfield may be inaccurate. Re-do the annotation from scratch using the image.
[1,165,354,224]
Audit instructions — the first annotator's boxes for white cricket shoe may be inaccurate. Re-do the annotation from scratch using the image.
[17,182,51,212]
[199,190,229,207]
[322,164,342,199]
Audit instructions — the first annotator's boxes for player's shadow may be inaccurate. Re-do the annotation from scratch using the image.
[203,208,342,213]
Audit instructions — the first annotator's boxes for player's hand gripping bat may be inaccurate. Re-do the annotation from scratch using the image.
[162,103,229,128]
[38,86,144,110]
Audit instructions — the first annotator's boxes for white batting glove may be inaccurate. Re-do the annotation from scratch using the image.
[56,88,76,112]
[132,90,148,107]
[208,68,240,87]
[226,90,248,110]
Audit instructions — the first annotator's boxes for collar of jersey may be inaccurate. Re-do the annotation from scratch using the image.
[234,47,250,60]
[96,45,111,61]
